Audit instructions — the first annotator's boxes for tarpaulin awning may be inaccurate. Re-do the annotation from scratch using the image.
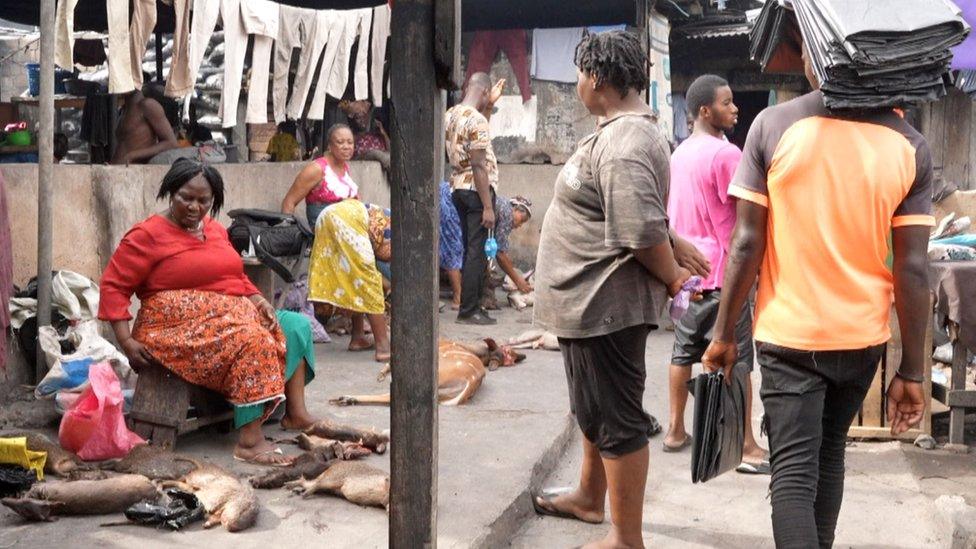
[0,0,640,33]
[953,0,976,69]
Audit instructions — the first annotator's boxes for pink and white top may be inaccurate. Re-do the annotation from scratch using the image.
[667,134,742,291]
[307,157,359,206]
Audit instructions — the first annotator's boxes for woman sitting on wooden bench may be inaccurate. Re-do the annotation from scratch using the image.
[98,158,317,466]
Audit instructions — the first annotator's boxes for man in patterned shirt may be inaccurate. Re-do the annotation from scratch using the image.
[445,72,505,325]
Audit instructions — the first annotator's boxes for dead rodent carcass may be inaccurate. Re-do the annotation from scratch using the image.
[162,461,258,532]
[286,460,389,509]
[250,445,339,490]
[101,444,197,480]
[7,474,156,519]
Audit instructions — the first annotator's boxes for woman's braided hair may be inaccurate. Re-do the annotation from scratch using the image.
[574,30,649,98]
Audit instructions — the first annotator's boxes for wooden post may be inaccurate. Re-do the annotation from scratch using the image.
[388,0,453,546]
[35,0,56,383]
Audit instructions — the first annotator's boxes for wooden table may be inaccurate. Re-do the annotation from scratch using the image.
[929,261,976,450]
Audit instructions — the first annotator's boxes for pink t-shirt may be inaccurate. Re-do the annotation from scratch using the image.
[667,134,742,290]
[307,157,359,205]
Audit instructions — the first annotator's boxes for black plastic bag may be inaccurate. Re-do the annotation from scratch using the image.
[227,209,313,283]
[0,465,38,498]
[688,365,747,483]
[124,488,204,530]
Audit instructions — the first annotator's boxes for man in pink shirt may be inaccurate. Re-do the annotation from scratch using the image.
[664,74,767,473]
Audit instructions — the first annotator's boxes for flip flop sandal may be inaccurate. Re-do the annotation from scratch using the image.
[531,488,603,524]
[662,437,693,453]
[736,459,771,475]
[234,447,293,467]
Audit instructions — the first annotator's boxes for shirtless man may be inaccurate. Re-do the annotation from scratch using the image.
[111,89,178,165]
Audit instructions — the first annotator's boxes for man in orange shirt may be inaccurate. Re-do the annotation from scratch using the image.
[703,36,932,547]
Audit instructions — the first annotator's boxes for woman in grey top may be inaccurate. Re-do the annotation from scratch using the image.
[531,30,700,549]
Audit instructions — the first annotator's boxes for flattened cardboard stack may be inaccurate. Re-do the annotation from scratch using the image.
[751,0,971,109]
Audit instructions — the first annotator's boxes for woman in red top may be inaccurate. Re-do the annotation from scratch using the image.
[99,158,315,465]
[281,124,359,226]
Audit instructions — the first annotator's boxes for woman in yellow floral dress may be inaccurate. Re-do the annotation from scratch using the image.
[308,199,391,362]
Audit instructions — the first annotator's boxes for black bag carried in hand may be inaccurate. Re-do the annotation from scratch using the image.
[227,209,313,283]
[688,365,747,483]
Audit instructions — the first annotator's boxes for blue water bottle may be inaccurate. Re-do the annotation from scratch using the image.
[485,229,498,267]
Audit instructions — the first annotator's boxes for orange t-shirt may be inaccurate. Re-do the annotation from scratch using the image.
[729,91,934,351]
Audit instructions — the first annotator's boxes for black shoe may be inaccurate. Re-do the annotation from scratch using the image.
[456,311,497,325]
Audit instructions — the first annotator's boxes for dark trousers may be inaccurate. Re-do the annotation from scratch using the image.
[452,188,494,318]
[758,342,884,549]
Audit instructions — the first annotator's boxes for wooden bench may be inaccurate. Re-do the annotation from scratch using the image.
[127,362,234,449]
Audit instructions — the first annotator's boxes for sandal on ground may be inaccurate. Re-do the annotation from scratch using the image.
[662,436,692,453]
[233,447,294,467]
[736,459,771,475]
[531,487,603,524]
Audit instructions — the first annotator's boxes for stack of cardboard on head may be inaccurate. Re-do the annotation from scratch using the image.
[751,0,970,109]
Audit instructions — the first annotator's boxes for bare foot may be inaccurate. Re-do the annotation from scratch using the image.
[234,438,295,466]
[348,337,375,352]
[280,413,316,432]
[663,429,690,450]
[742,446,768,466]
[451,301,460,311]
[533,489,605,524]
[375,342,391,363]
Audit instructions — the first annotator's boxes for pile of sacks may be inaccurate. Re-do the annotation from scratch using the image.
[752,0,970,109]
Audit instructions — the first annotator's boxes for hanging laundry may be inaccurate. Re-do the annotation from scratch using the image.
[106,0,135,93]
[242,0,280,124]
[129,0,158,87]
[370,3,391,107]
[465,30,532,103]
[54,0,80,70]
[307,8,373,119]
[287,9,339,120]
[530,27,584,84]
[588,25,627,34]
[164,0,193,97]
[326,8,372,101]
[217,0,249,128]
[185,0,221,93]
[273,5,317,123]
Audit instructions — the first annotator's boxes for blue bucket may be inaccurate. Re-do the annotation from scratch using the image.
[27,63,40,96]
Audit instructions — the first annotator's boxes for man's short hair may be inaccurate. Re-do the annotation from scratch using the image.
[467,72,491,92]
[686,74,729,120]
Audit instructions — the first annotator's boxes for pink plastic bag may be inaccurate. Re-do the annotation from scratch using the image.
[58,361,145,461]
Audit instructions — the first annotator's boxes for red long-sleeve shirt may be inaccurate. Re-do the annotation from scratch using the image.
[98,215,259,321]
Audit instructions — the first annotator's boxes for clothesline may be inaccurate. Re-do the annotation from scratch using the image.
[54,0,392,127]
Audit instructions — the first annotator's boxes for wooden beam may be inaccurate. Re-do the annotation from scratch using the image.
[389,0,447,546]
[35,0,56,384]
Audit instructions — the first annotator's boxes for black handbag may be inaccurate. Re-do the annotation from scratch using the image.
[226,209,313,283]
[688,365,747,483]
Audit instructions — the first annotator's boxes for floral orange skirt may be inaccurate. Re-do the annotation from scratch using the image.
[132,290,286,419]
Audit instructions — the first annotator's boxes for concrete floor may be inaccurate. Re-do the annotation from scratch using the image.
[2,304,976,548]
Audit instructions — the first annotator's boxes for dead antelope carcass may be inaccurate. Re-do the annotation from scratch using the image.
[330,339,525,407]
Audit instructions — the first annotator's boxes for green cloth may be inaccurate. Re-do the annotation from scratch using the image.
[234,310,316,428]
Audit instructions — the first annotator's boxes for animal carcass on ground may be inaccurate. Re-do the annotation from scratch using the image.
[286,460,389,509]
[330,339,525,407]
[508,328,559,351]
[160,461,258,532]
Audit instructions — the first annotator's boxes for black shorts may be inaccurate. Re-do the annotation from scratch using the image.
[671,290,754,371]
[559,324,655,459]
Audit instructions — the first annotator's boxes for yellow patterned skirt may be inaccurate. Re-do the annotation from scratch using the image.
[308,199,385,315]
